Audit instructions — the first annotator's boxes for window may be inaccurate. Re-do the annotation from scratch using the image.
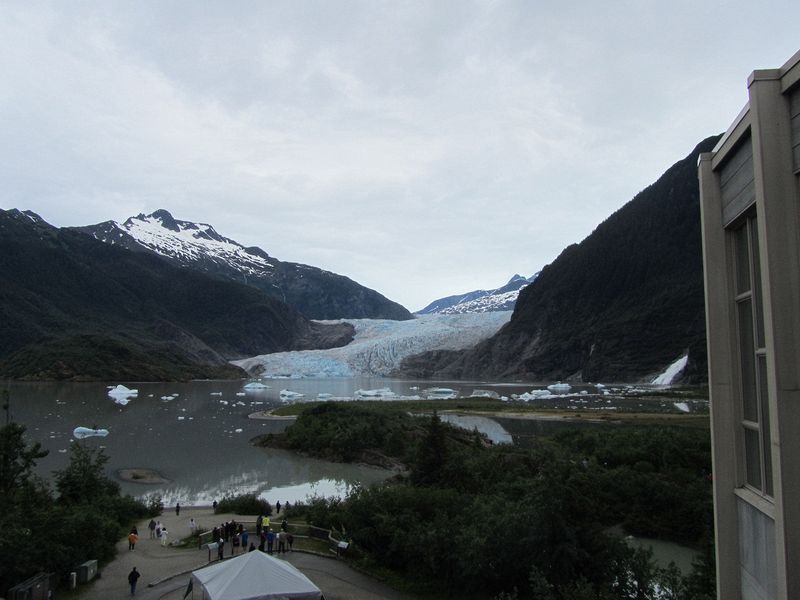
[732,215,773,496]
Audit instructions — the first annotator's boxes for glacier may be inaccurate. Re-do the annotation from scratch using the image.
[233,312,512,378]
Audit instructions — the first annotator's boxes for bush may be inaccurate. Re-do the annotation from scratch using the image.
[145,493,164,517]
[215,493,272,516]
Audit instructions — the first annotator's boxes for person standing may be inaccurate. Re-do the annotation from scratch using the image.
[217,538,225,561]
[276,500,281,514]
[128,567,140,596]
[148,519,156,539]
[266,529,275,554]
[128,530,138,551]
[277,530,286,554]
[189,518,197,535]
[160,527,168,547]
[175,502,180,516]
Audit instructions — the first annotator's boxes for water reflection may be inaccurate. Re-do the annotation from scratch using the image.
[440,414,513,444]
[7,380,390,505]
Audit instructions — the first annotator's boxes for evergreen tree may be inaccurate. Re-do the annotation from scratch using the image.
[411,410,448,486]
[0,422,52,595]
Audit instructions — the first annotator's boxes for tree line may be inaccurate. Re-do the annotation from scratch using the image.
[279,403,716,599]
[0,421,158,595]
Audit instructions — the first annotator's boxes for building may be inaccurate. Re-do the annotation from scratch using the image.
[698,49,800,600]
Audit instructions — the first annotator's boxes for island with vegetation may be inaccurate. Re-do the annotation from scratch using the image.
[260,400,716,599]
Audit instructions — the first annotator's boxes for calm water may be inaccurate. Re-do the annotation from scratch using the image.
[5,377,702,503]
[6,379,401,506]
[6,377,700,570]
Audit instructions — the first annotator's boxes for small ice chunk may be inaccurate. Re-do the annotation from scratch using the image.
[108,385,138,398]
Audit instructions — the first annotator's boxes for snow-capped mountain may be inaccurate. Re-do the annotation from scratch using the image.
[416,273,539,315]
[233,312,512,378]
[75,210,412,321]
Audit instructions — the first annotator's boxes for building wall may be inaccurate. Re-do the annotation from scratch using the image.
[699,49,800,600]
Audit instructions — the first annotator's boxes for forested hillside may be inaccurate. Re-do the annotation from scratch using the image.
[398,135,720,383]
[0,210,352,380]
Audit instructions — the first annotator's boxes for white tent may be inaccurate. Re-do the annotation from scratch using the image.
[190,551,323,600]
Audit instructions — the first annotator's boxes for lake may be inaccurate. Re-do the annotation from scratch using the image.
[6,378,404,506]
[4,376,704,506]
[6,376,702,573]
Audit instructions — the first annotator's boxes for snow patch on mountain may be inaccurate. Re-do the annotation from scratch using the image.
[417,273,538,315]
[95,210,275,276]
[233,312,512,378]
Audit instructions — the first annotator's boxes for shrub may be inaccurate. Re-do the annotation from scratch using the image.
[145,493,164,516]
[215,493,272,516]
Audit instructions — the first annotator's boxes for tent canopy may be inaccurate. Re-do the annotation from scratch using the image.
[191,550,322,600]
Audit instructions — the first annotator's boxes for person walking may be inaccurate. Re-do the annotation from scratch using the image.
[160,527,169,547]
[128,567,140,596]
[128,530,138,551]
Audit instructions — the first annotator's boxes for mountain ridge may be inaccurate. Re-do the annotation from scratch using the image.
[75,210,412,321]
[0,209,353,381]
[396,135,721,383]
[416,273,539,315]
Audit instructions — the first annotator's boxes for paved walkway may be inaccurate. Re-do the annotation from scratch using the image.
[71,506,416,600]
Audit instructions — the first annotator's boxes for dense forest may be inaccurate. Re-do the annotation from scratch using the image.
[267,403,716,599]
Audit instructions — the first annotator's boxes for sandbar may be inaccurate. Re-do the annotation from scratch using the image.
[117,467,171,484]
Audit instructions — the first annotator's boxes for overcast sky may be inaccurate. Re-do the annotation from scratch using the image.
[1,2,798,311]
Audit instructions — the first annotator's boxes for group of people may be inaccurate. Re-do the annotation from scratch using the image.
[210,513,294,561]
[127,523,167,551]
[146,519,170,546]
[126,503,296,595]
[256,514,293,555]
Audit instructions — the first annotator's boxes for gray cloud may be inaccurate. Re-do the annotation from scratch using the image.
[1,1,798,311]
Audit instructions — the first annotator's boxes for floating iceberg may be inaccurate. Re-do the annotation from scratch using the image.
[73,426,109,439]
[279,389,305,400]
[470,389,500,399]
[547,382,572,394]
[243,382,269,390]
[317,393,334,400]
[673,402,690,413]
[354,388,398,399]
[424,387,458,399]
[518,389,553,401]
[108,384,138,398]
